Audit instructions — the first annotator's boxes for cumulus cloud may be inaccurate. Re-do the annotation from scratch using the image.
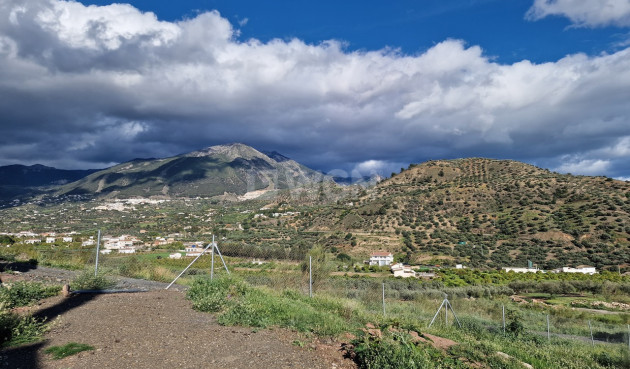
[553,158,612,176]
[526,0,630,28]
[0,0,628,180]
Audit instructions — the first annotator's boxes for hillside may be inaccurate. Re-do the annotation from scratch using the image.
[297,158,630,270]
[57,143,330,199]
[0,164,99,206]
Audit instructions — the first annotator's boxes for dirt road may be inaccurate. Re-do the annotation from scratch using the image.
[1,269,357,369]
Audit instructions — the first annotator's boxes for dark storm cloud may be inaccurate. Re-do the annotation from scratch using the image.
[0,0,629,179]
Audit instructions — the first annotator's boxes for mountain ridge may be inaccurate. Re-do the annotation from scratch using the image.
[56,143,331,199]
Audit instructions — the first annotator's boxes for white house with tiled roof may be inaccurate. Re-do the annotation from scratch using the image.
[369,252,394,266]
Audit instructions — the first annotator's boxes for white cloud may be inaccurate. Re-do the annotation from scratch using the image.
[0,0,628,180]
[527,0,630,28]
[553,159,611,175]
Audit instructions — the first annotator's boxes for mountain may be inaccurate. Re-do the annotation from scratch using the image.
[0,164,98,187]
[297,158,630,270]
[0,164,99,206]
[57,143,330,199]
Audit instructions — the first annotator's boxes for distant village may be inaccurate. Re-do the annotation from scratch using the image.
[0,230,208,259]
[1,231,598,277]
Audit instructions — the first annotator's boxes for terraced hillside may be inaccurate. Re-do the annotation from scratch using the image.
[297,158,630,270]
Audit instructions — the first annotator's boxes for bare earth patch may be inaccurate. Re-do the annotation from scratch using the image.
[1,290,357,369]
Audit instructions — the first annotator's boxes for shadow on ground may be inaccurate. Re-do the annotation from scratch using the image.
[1,293,98,369]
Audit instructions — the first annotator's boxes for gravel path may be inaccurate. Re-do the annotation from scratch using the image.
[0,263,186,291]
[0,267,357,369]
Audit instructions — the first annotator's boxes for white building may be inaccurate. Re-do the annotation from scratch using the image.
[45,237,56,243]
[62,237,73,243]
[502,267,541,273]
[390,263,416,278]
[118,247,136,254]
[369,252,394,266]
[552,266,597,275]
[169,252,182,259]
[24,239,41,244]
[185,243,206,257]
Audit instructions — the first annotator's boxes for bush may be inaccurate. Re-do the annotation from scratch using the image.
[70,271,115,291]
[0,306,47,347]
[186,276,246,313]
[0,281,60,308]
[352,331,465,369]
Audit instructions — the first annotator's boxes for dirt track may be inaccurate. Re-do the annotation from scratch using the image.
[0,269,357,369]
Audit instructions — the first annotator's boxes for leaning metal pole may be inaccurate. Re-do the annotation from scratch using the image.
[446,299,462,328]
[428,299,447,327]
[165,242,213,290]
[94,229,101,276]
[213,237,230,274]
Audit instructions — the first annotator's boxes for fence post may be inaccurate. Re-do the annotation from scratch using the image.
[502,305,505,335]
[547,315,550,341]
[627,324,629,351]
[94,229,101,276]
[588,320,594,346]
[309,256,312,298]
[210,242,215,281]
[382,282,386,316]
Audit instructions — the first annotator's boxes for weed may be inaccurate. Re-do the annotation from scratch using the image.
[70,271,115,291]
[0,281,60,308]
[45,342,95,359]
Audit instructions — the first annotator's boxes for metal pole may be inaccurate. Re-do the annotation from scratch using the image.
[94,230,101,276]
[210,241,215,281]
[445,300,448,325]
[165,242,213,289]
[213,238,230,274]
[627,324,629,351]
[446,300,462,328]
[382,283,385,316]
[502,305,506,334]
[547,315,550,341]
[428,299,447,327]
[588,320,594,346]
[309,256,312,298]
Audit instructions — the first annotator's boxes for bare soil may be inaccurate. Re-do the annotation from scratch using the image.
[0,269,357,369]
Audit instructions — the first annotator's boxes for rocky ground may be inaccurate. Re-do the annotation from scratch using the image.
[0,266,357,369]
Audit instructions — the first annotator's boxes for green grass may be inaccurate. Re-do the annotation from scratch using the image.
[45,342,95,359]
[186,275,630,368]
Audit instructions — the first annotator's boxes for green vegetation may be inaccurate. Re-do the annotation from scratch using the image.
[0,310,47,347]
[0,281,59,347]
[187,275,630,368]
[352,330,466,369]
[70,271,116,290]
[0,281,60,308]
[44,342,95,359]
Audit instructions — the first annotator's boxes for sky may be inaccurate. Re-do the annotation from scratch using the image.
[1,0,630,180]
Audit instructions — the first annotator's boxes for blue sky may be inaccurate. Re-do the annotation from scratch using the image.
[80,0,623,64]
[1,0,630,180]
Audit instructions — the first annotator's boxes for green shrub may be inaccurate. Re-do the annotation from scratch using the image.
[0,307,47,347]
[352,331,465,369]
[186,276,246,313]
[70,271,115,291]
[0,281,60,308]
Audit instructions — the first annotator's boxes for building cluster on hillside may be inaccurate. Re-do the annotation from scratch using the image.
[367,252,436,279]
[502,265,597,275]
[1,231,79,244]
